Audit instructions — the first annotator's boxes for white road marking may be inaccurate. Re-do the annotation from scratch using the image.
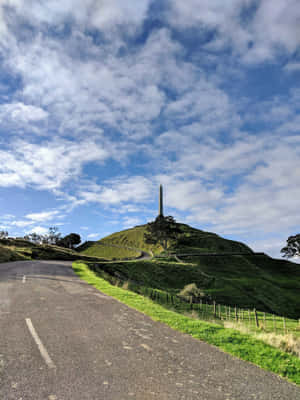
[22,275,26,283]
[140,343,152,352]
[25,318,56,369]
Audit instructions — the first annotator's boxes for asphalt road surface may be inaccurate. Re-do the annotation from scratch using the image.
[0,260,299,400]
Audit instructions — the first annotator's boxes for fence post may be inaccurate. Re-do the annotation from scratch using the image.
[248,310,251,325]
[273,314,276,332]
[229,306,231,320]
[235,307,237,322]
[218,304,221,319]
[263,312,266,329]
[213,301,216,317]
[283,317,286,334]
[254,308,259,328]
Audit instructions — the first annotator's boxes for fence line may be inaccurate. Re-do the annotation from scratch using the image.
[140,287,299,336]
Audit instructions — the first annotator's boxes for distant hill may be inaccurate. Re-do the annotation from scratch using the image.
[79,223,300,318]
[78,222,253,257]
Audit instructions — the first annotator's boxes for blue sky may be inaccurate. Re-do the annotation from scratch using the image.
[0,0,299,259]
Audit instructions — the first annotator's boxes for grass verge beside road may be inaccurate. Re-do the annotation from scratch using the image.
[73,261,300,386]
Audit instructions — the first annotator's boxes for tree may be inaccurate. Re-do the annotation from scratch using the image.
[0,230,8,239]
[281,234,300,258]
[42,227,61,245]
[24,233,42,244]
[57,233,81,249]
[144,215,181,253]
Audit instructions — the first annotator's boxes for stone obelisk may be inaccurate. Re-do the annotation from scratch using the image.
[159,184,164,216]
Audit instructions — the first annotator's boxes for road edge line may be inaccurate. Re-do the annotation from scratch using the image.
[25,318,56,369]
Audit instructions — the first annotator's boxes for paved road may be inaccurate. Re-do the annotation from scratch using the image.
[0,260,299,400]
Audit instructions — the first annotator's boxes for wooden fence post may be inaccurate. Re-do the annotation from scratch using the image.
[248,310,251,325]
[213,301,216,317]
[235,307,237,322]
[283,317,286,334]
[273,314,276,332]
[254,308,259,328]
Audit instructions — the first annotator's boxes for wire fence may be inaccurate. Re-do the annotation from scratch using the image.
[141,287,300,337]
[89,263,300,337]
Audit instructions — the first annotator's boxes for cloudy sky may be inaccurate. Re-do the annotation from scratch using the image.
[0,0,299,259]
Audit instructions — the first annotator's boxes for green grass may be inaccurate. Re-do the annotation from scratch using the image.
[77,222,300,318]
[78,225,163,255]
[0,244,29,262]
[72,261,300,386]
[81,243,141,259]
[84,256,300,319]
[82,259,300,339]
[0,238,105,263]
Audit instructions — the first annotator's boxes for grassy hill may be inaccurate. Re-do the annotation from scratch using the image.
[0,238,105,263]
[78,225,162,257]
[78,222,253,257]
[79,223,300,319]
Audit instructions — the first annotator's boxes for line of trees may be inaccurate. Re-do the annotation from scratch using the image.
[23,227,81,249]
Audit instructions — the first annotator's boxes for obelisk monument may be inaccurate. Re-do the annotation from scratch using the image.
[159,184,164,216]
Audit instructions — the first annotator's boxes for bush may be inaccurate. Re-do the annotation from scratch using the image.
[179,283,205,299]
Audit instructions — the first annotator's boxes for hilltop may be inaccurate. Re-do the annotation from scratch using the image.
[78,223,300,319]
[78,222,253,257]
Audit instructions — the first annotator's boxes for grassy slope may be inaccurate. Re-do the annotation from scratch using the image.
[78,225,163,257]
[80,243,141,259]
[0,244,29,262]
[79,223,252,257]
[0,238,105,262]
[78,223,300,318]
[87,257,300,318]
[73,262,300,386]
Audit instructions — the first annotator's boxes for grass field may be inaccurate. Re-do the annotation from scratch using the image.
[86,256,300,319]
[84,258,300,356]
[72,261,300,385]
[78,225,163,256]
[80,243,141,259]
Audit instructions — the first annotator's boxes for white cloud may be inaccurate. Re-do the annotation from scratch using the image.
[122,216,142,228]
[27,226,49,235]
[284,62,300,73]
[2,0,152,34]
[0,137,112,190]
[10,220,34,228]
[78,176,154,206]
[25,210,61,222]
[87,233,100,239]
[0,102,48,122]
[167,0,300,63]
